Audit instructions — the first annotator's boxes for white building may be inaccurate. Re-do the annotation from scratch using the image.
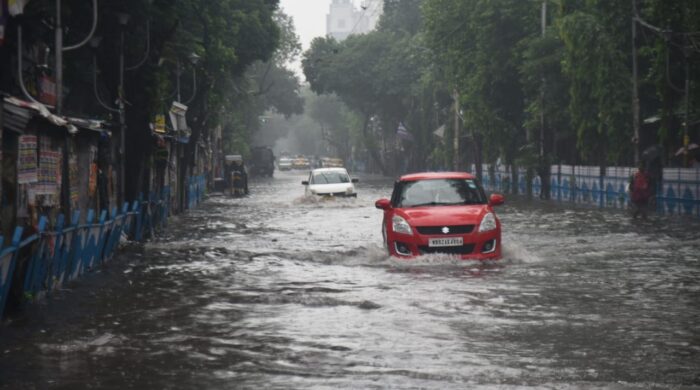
[326,0,383,41]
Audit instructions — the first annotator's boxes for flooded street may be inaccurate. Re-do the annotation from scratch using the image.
[2,171,700,389]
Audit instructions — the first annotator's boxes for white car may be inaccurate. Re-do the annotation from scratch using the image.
[278,157,293,171]
[302,168,359,197]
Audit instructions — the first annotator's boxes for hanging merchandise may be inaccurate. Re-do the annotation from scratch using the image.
[18,135,38,184]
[33,136,61,206]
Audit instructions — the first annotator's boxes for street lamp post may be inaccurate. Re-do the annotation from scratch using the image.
[173,53,200,104]
[117,12,130,205]
[89,12,130,206]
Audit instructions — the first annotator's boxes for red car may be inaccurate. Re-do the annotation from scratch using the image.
[375,172,505,260]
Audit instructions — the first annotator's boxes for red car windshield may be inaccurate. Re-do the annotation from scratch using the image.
[393,178,487,207]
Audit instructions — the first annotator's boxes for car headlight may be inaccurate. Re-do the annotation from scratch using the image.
[392,215,413,235]
[478,212,497,232]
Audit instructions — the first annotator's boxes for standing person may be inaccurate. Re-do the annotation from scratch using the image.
[629,164,652,219]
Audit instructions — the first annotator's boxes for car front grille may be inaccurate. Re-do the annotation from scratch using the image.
[416,225,474,235]
[418,244,475,255]
[318,192,350,197]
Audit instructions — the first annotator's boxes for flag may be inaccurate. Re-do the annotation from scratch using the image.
[396,122,414,141]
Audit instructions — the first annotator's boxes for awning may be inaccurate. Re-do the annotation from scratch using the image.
[66,117,112,136]
[2,96,77,134]
[2,99,32,133]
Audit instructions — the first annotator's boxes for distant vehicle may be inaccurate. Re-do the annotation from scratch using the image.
[250,146,275,177]
[375,172,504,260]
[320,157,344,168]
[278,157,293,171]
[291,155,311,170]
[302,167,359,198]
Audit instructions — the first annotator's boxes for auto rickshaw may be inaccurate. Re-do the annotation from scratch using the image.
[224,154,248,197]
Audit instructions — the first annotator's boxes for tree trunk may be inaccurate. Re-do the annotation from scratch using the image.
[361,114,386,175]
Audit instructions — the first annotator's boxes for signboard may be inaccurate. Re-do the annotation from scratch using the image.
[169,101,188,132]
[154,114,166,134]
[8,0,29,16]
[39,75,57,106]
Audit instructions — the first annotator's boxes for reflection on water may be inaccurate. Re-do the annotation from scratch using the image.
[1,171,699,389]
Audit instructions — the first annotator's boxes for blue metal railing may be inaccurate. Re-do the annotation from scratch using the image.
[481,164,700,218]
[0,182,198,319]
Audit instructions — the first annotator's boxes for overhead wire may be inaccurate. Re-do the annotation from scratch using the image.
[634,15,700,55]
[348,1,382,36]
[347,2,369,36]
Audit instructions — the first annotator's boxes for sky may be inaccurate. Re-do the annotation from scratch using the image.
[279,0,333,52]
[278,0,358,78]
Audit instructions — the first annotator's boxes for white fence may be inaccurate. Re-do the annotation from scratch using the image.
[477,164,700,217]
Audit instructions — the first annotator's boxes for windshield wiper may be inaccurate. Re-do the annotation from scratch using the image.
[408,202,455,207]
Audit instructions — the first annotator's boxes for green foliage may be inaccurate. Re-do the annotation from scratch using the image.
[639,0,700,148]
[557,1,631,163]
[298,0,698,173]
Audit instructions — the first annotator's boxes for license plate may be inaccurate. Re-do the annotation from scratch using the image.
[428,237,463,247]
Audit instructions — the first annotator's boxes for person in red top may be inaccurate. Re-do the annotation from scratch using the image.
[629,164,652,219]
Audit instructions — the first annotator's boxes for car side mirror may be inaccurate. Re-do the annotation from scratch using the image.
[489,193,505,206]
[301,181,309,185]
[375,198,392,210]
[351,178,359,183]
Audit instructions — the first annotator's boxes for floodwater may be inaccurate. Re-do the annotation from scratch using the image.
[1,171,700,389]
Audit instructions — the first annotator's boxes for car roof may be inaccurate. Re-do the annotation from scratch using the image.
[311,167,348,174]
[398,171,476,182]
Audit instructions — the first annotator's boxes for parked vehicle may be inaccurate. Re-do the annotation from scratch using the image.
[278,157,293,171]
[375,172,504,260]
[302,168,358,198]
[320,157,344,168]
[292,155,311,170]
[250,146,275,177]
[224,154,248,196]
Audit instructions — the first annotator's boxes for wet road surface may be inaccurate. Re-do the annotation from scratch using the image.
[1,171,700,389]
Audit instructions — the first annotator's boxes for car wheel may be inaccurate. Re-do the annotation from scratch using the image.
[382,223,390,255]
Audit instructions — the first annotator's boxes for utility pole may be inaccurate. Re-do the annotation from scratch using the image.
[117,13,130,205]
[539,0,549,199]
[55,0,63,114]
[631,0,641,166]
[453,88,459,171]
[683,38,691,167]
[540,0,546,161]
[176,59,182,102]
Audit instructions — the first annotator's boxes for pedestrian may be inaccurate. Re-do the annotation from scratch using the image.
[629,164,652,219]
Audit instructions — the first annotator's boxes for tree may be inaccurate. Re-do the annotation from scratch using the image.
[557,1,632,166]
[519,28,571,198]
[424,0,536,190]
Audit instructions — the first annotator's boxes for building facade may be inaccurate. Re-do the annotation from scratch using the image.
[326,0,383,41]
